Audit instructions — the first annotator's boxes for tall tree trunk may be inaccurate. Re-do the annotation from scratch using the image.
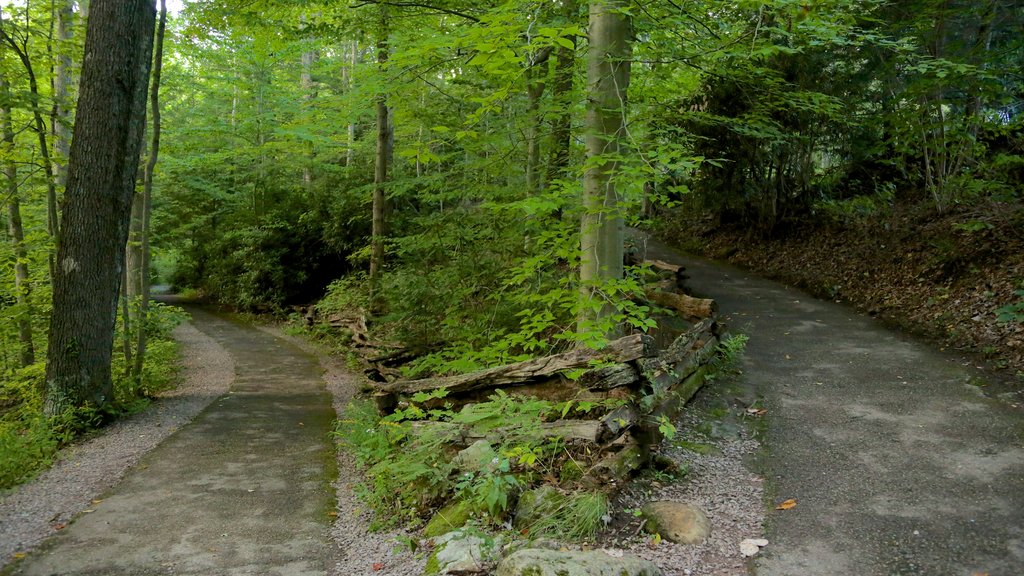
[51,0,75,188]
[369,10,389,302]
[300,16,317,188]
[525,63,545,195]
[1,74,35,367]
[45,0,157,416]
[346,41,358,167]
[547,0,577,185]
[579,0,631,331]
[133,0,166,380]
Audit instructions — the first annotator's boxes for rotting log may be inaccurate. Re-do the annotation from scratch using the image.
[637,319,718,392]
[408,419,603,446]
[633,365,712,446]
[582,441,648,488]
[576,363,640,391]
[597,403,640,444]
[376,334,656,400]
[644,286,717,320]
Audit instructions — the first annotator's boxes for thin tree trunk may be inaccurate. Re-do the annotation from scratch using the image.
[346,41,358,167]
[579,0,631,331]
[369,11,389,301]
[525,64,545,195]
[1,74,35,367]
[0,12,61,280]
[133,0,167,380]
[547,0,577,185]
[45,0,157,416]
[300,16,317,188]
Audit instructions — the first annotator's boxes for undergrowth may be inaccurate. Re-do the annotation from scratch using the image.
[0,303,187,490]
[335,389,619,538]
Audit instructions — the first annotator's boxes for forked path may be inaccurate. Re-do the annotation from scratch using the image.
[638,234,1024,576]
[11,306,337,576]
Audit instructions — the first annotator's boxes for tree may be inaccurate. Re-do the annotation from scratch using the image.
[45,0,157,416]
[578,0,631,331]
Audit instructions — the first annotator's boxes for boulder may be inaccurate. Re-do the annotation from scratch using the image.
[453,439,497,471]
[424,529,504,575]
[512,485,565,530]
[424,500,474,538]
[496,549,662,576]
[640,501,710,544]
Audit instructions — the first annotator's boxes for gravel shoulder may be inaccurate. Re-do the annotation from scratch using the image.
[0,318,234,569]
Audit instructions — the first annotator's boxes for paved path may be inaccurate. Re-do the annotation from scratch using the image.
[11,306,337,576]
[639,234,1024,576]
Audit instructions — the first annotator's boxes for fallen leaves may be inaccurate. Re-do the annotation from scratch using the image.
[372,562,385,571]
[745,407,768,416]
[775,498,797,510]
[740,538,769,557]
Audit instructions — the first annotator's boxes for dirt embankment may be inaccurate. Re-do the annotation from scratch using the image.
[655,202,1024,397]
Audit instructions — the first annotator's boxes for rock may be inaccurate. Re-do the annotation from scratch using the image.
[512,485,565,530]
[453,439,497,471]
[424,500,474,538]
[740,538,768,557]
[641,501,711,544]
[424,529,504,575]
[496,549,663,576]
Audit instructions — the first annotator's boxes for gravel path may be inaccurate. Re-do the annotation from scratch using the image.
[0,319,233,569]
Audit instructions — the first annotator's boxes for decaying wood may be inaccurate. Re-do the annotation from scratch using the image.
[583,441,648,488]
[409,419,603,445]
[644,287,717,320]
[326,312,370,345]
[634,365,711,446]
[576,363,640,391]
[378,334,655,397]
[597,403,640,444]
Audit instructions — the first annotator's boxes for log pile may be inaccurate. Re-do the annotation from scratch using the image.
[374,318,722,488]
[304,259,724,487]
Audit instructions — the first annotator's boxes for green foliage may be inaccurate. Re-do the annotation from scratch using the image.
[995,291,1024,324]
[336,389,610,534]
[517,490,608,541]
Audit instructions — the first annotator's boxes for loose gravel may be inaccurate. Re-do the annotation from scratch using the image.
[0,320,234,569]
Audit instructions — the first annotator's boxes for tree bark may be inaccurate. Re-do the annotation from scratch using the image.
[547,0,576,185]
[51,0,75,188]
[346,41,358,167]
[369,10,389,302]
[45,0,157,416]
[579,0,631,329]
[1,74,35,367]
[133,0,167,379]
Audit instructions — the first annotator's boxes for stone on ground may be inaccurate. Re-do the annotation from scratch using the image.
[641,501,711,544]
[424,529,504,575]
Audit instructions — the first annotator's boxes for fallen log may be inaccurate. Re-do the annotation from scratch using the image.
[408,419,604,445]
[644,286,717,320]
[582,441,649,488]
[576,363,640,391]
[376,334,656,399]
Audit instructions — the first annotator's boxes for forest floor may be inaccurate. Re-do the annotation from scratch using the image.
[654,201,1024,402]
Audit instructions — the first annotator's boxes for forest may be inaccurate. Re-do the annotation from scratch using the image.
[1,0,1022,527]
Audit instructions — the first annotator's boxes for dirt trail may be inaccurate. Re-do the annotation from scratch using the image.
[8,305,337,576]
[636,233,1024,576]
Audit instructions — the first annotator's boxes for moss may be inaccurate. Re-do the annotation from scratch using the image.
[423,548,442,575]
[424,500,474,538]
